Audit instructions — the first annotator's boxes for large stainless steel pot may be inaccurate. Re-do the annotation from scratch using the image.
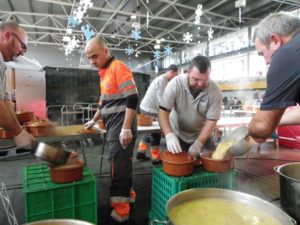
[274,162,300,224]
[24,219,95,225]
[151,188,296,225]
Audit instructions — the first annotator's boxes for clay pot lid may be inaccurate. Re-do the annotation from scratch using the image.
[161,151,195,164]
[78,128,98,134]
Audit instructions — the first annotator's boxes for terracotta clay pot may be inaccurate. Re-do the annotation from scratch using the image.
[200,152,233,173]
[137,114,154,126]
[16,110,34,124]
[0,127,14,139]
[161,151,195,176]
[25,117,56,137]
[49,159,84,183]
[97,120,106,130]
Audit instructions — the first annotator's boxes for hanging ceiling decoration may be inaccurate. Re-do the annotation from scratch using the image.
[153,50,161,59]
[183,32,193,43]
[63,0,94,56]
[235,0,246,23]
[164,45,173,55]
[207,28,214,41]
[131,28,142,41]
[125,46,134,56]
[194,4,203,24]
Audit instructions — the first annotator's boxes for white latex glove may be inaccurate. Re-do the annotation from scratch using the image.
[188,140,203,159]
[85,119,96,129]
[119,128,133,149]
[165,132,182,154]
[14,130,35,149]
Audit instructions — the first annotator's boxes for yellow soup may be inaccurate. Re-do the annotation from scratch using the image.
[168,198,282,225]
[212,140,235,160]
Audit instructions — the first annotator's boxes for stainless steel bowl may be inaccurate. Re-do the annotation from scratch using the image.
[24,219,95,225]
[32,142,71,165]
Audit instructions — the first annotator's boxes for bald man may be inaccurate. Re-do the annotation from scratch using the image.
[0,22,34,148]
[85,35,138,224]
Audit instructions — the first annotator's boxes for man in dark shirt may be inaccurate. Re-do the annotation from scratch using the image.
[248,13,300,142]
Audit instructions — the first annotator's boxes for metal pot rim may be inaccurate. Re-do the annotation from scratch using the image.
[274,162,300,182]
[165,188,296,225]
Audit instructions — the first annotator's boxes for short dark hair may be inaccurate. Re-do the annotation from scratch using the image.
[167,64,178,71]
[189,55,211,73]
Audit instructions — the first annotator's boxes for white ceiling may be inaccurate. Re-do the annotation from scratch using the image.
[0,0,299,56]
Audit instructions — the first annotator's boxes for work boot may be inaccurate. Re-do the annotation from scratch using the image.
[152,159,162,165]
[110,218,129,225]
[135,152,150,161]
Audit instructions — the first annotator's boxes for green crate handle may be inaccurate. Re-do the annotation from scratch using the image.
[149,219,171,225]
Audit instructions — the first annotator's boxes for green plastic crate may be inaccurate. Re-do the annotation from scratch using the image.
[23,164,97,224]
[149,166,237,224]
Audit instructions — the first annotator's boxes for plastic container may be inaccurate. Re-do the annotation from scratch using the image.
[23,164,97,224]
[149,166,237,223]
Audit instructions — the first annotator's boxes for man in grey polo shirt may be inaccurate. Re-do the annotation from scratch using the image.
[158,55,222,157]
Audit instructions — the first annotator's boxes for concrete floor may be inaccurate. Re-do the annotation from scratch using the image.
[0,138,300,225]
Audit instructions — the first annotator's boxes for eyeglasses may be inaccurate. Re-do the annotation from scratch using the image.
[11,33,27,53]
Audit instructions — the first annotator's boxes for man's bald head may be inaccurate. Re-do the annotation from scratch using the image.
[85,35,111,69]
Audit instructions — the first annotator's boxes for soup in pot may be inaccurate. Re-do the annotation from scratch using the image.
[212,140,235,160]
[168,198,282,225]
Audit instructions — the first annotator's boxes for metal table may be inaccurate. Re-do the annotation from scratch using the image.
[0,125,105,166]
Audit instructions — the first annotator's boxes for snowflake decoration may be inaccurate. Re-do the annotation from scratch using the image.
[79,0,93,12]
[73,7,85,23]
[183,32,193,43]
[131,28,141,40]
[135,51,141,57]
[63,36,71,42]
[207,27,214,41]
[81,24,94,41]
[154,65,159,74]
[68,16,80,27]
[194,4,203,24]
[64,36,80,56]
[164,45,173,55]
[153,50,161,59]
[125,46,134,55]
[66,28,73,34]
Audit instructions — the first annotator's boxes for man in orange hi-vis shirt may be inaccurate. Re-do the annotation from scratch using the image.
[85,35,138,225]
